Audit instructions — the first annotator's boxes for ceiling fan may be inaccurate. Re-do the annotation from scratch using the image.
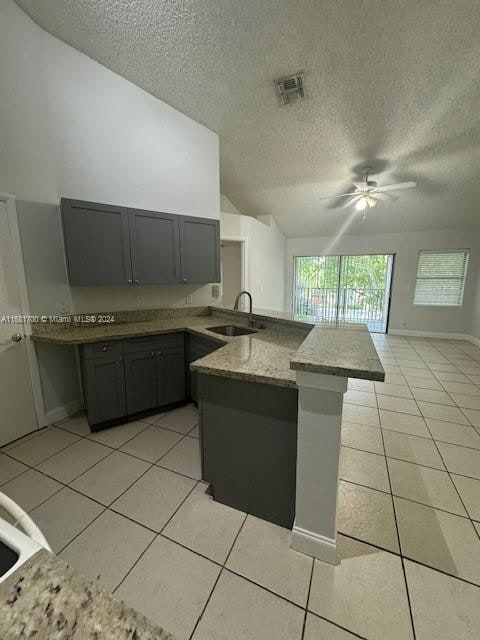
[320,166,417,217]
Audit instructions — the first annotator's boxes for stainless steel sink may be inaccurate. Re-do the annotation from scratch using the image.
[207,325,258,337]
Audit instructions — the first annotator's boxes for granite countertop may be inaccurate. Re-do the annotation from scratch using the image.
[30,307,384,386]
[291,324,385,381]
[0,550,175,640]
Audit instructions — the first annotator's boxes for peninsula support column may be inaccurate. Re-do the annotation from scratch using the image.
[291,370,347,564]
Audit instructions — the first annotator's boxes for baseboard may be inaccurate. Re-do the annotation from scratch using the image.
[388,329,480,349]
[45,399,84,426]
[291,523,337,565]
[389,329,471,341]
[467,335,480,348]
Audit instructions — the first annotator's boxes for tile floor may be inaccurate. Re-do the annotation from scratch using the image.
[1,335,480,639]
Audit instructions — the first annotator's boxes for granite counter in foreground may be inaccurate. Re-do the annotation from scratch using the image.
[0,550,175,640]
[290,324,385,381]
[30,305,384,386]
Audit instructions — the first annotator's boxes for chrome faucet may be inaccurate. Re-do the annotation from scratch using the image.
[233,290,255,327]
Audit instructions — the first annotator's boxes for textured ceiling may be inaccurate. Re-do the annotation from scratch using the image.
[16,0,480,237]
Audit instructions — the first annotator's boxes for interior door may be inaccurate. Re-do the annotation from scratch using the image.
[0,200,37,445]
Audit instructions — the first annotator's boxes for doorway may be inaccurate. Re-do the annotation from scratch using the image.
[293,253,394,333]
[220,237,247,308]
[0,197,38,445]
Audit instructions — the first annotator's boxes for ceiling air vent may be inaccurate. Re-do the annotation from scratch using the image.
[274,72,305,105]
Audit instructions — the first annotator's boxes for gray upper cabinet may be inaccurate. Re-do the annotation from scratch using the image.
[61,199,132,286]
[61,198,220,286]
[179,216,220,284]
[129,209,181,285]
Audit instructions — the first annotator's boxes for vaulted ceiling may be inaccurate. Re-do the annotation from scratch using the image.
[16,0,480,237]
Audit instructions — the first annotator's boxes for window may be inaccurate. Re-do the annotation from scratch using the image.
[414,250,469,307]
[293,254,394,332]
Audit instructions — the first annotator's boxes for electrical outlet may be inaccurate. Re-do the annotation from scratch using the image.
[136,295,145,308]
[211,284,220,298]
[186,294,193,304]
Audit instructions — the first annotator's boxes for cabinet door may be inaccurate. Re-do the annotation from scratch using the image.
[129,209,181,285]
[61,199,132,286]
[125,350,158,415]
[82,355,127,426]
[188,335,222,404]
[156,346,186,407]
[179,216,220,284]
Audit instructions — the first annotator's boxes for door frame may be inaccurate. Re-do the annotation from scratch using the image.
[220,234,250,297]
[0,192,45,429]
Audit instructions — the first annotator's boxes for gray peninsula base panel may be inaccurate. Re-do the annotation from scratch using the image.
[199,373,298,528]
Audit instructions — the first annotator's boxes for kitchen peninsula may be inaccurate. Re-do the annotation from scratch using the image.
[32,305,384,563]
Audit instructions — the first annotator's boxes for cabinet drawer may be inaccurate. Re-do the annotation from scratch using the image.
[124,332,184,354]
[82,340,124,360]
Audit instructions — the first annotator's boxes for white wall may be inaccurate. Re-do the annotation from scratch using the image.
[287,228,480,336]
[0,0,220,416]
[470,266,480,341]
[220,196,287,311]
[221,243,242,307]
[0,0,220,317]
[0,1,219,215]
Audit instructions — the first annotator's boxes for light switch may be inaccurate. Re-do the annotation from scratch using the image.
[186,294,193,304]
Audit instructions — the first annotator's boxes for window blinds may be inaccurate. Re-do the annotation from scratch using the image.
[414,250,469,306]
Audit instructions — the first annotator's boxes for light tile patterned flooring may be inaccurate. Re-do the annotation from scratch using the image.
[1,335,480,638]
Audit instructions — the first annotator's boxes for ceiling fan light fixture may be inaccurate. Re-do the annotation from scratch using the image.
[355,197,368,210]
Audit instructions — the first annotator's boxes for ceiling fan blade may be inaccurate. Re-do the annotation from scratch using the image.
[375,181,417,193]
[370,191,399,202]
[342,195,362,208]
[318,191,359,200]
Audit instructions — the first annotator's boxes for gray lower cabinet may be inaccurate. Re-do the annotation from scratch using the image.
[81,352,127,427]
[179,216,220,284]
[61,199,220,287]
[187,334,222,404]
[125,350,158,415]
[158,345,186,406]
[80,333,187,429]
[62,199,132,286]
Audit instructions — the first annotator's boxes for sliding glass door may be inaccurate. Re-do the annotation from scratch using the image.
[293,254,394,332]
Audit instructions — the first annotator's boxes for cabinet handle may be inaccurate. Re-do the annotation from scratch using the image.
[157,351,162,355]
[101,346,108,352]
[127,279,132,284]
[134,279,140,284]
[183,278,188,283]
[151,352,155,357]
[118,356,123,362]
